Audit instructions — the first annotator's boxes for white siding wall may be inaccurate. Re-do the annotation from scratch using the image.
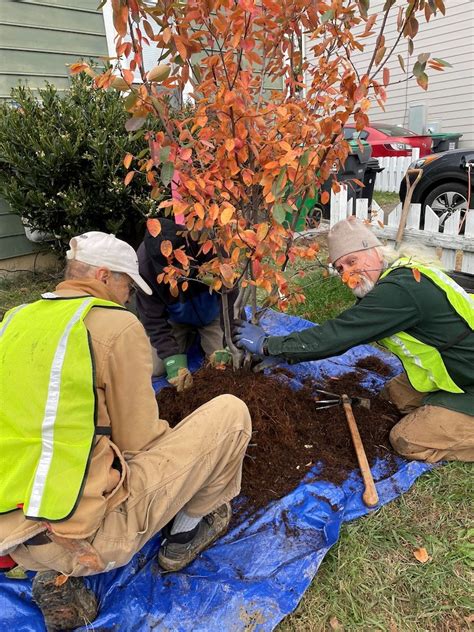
[307,1,474,147]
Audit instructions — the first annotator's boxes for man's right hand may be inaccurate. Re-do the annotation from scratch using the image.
[164,354,193,392]
[233,320,267,356]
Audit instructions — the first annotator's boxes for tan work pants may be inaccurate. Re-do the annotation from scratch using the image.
[381,373,474,463]
[152,316,224,376]
[12,394,251,576]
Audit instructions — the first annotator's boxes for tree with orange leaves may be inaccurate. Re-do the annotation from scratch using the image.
[73,0,446,367]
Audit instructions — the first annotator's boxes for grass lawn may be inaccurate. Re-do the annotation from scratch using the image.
[1,268,472,631]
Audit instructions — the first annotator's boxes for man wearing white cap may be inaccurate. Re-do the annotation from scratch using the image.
[0,231,251,630]
[235,217,473,463]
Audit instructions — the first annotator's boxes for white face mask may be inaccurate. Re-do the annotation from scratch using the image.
[351,274,375,299]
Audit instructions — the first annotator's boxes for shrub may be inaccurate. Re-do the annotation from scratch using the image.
[0,73,161,250]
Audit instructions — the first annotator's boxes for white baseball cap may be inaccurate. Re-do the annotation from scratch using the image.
[66,231,153,295]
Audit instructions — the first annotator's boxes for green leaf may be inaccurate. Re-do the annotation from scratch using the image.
[398,54,406,73]
[271,168,287,198]
[159,146,171,163]
[273,202,290,224]
[161,161,174,187]
[321,10,334,23]
[432,57,452,68]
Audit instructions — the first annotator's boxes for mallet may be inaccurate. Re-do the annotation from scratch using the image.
[341,394,379,507]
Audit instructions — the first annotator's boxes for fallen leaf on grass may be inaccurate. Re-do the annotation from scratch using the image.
[329,616,343,630]
[413,547,430,563]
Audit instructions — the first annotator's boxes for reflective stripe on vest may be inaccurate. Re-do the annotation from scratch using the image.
[378,258,473,394]
[0,296,122,521]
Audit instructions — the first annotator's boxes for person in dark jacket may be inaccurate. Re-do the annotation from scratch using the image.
[136,218,229,390]
[234,217,474,463]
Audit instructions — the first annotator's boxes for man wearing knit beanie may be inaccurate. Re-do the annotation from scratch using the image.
[234,217,474,464]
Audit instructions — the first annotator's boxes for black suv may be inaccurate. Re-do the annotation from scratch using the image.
[399,149,474,227]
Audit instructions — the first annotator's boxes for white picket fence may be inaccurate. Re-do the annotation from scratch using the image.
[329,187,474,274]
[374,148,420,193]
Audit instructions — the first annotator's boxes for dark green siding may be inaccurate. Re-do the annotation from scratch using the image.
[0,0,108,259]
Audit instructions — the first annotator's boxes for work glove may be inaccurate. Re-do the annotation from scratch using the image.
[208,349,233,369]
[164,354,193,392]
[233,320,267,356]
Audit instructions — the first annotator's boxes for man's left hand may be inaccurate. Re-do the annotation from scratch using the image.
[233,320,267,356]
[168,367,193,392]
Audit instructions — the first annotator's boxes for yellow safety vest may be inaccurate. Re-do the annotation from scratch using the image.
[0,295,124,522]
[378,259,474,393]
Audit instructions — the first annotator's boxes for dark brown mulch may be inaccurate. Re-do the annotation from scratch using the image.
[156,358,401,515]
[355,355,394,376]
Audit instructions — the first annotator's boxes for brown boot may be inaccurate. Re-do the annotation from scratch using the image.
[32,570,98,631]
[158,502,232,572]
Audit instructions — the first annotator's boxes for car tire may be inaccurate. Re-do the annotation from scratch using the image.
[423,182,468,229]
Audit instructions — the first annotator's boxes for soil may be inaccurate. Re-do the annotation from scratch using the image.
[355,355,393,376]
[156,357,401,516]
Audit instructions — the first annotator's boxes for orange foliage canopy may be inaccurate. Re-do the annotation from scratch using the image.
[75,0,445,313]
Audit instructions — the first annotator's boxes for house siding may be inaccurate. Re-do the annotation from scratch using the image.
[305,1,474,147]
[0,0,108,260]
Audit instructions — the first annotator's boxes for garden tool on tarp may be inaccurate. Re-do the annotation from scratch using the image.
[313,390,378,507]
[313,389,371,410]
[395,168,423,250]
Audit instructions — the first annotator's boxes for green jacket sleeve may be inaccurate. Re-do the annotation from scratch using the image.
[266,278,423,362]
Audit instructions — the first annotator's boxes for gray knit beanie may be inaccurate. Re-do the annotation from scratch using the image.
[327,217,382,264]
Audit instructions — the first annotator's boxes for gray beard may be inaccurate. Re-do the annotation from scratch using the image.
[351,275,375,298]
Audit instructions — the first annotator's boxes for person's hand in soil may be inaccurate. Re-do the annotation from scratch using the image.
[164,354,194,392]
[208,349,233,369]
[234,320,267,356]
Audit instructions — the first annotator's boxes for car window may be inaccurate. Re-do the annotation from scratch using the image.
[372,124,416,137]
[343,127,368,140]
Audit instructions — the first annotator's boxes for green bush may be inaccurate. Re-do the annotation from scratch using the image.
[0,74,161,250]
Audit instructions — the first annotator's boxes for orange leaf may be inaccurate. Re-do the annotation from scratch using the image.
[124,171,135,186]
[123,153,133,169]
[383,67,390,87]
[412,268,421,283]
[201,240,214,255]
[180,147,192,161]
[174,249,189,267]
[146,218,161,237]
[320,191,330,205]
[54,574,69,587]
[220,207,234,225]
[160,240,173,258]
[225,139,235,152]
[413,547,430,563]
[181,281,188,291]
[219,263,234,283]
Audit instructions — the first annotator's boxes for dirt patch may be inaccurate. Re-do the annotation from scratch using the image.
[156,358,400,516]
[355,355,393,376]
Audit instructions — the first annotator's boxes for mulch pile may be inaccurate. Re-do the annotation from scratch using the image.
[156,356,401,515]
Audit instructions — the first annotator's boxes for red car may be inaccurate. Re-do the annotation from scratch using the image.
[344,123,432,158]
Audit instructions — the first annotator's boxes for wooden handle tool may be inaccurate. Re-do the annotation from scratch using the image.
[341,394,379,507]
[395,168,423,250]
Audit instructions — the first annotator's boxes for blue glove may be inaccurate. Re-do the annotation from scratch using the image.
[233,320,267,356]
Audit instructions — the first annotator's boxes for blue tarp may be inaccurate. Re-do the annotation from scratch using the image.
[0,310,433,631]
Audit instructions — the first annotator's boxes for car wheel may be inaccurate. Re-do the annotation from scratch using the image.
[423,182,468,229]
